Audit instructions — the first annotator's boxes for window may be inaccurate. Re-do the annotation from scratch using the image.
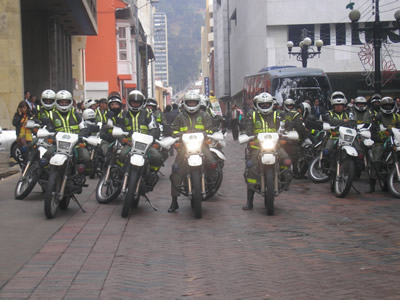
[117,27,128,60]
[288,25,314,46]
[320,24,331,46]
[335,23,346,45]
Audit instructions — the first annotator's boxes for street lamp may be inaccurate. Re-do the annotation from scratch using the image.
[349,1,400,94]
[287,37,323,68]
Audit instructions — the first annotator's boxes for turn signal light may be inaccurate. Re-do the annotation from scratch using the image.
[206,139,212,145]
[77,164,86,174]
[79,143,86,148]
[153,144,160,149]
[386,131,391,136]
[122,138,129,144]
[284,159,292,166]
[249,141,256,146]
[33,128,39,133]
[280,140,287,145]
[174,142,181,149]
[331,132,337,137]
[209,162,218,170]
[47,138,54,144]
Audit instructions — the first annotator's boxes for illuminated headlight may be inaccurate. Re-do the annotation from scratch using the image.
[344,134,355,143]
[58,141,71,150]
[187,141,202,152]
[261,139,276,151]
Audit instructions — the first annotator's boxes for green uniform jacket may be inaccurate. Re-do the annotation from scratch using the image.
[244,109,280,136]
[371,112,400,143]
[171,110,213,136]
[118,109,159,139]
[44,108,84,134]
[280,110,306,140]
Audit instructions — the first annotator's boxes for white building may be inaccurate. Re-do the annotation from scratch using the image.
[212,0,400,106]
[154,12,169,87]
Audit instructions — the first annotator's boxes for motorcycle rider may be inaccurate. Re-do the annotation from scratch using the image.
[42,90,91,169]
[370,94,381,117]
[322,91,355,157]
[352,96,373,125]
[241,92,291,211]
[36,89,56,122]
[168,91,216,213]
[83,98,98,112]
[146,97,165,127]
[369,96,400,193]
[99,93,124,156]
[82,108,101,136]
[95,98,108,124]
[117,90,163,173]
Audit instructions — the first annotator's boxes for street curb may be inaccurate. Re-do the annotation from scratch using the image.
[0,165,20,180]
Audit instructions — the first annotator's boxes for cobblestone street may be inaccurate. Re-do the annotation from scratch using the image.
[1,135,400,299]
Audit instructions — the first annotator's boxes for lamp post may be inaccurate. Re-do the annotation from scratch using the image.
[287,37,323,68]
[349,1,400,94]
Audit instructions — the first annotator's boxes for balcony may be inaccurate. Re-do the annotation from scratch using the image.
[208,32,214,43]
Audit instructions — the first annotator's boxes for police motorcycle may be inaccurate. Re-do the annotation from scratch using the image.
[108,127,176,217]
[239,129,299,216]
[170,131,225,218]
[43,130,88,219]
[14,120,53,199]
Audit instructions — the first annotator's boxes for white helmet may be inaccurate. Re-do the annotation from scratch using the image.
[82,108,96,121]
[380,97,395,114]
[330,91,347,106]
[127,90,146,112]
[200,94,210,108]
[253,93,274,115]
[354,96,367,112]
[40,89,56,111]
[300,102,311,118]
[183,91,201,113]
[55,90,73,113]
[283,98,296,112]
[84,98,97,109]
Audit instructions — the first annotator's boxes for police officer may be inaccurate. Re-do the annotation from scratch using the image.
[82,108,100,136]
[37,89,56,123]
[168,91,215,213]
[83,98,98,112]
[146,97,165,129]
[42,90,91,168]
[369,96,400,193]
[95,98,108,124]
[370,93,381,117]
[118,90,163,172]
[241,92,290,210]
[352,96,373,125]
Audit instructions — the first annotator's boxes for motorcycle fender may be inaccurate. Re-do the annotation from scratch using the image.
[130,154,145,166]
[188,154,202,167]
[38,146,47,158]
[210,148,225,161]
[261,153,276,165]
[342,145,358,157]
[50,154,67,166]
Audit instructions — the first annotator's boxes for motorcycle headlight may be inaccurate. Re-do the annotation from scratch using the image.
[58,141,71,150]
[261,139,275,151]
[344,134,355,143]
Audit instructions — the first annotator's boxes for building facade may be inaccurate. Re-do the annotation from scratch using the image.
[153,12,169,87]
[211,0,400,106]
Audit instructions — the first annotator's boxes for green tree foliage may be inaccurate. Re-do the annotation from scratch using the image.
[154,0,204,89]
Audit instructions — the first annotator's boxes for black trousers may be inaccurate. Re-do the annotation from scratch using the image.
[231,119,239,140]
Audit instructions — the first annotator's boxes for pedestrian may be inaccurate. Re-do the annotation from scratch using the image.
[231,104,242,141]
[311,98,325,118]
[395,97,400,114]
[12,101,33,164]
[164,104,177,156]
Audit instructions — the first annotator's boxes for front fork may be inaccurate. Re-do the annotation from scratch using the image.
[58,160,70,200]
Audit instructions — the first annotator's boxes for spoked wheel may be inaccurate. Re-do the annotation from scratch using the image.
[96,166,122,204]
[264,166,275,216]
[388,167,400,198]
[334,158,355,198]
[191,168,203,219]
[15,162,39,200]
[121,168,140,218]
[44,167,63,219]
[308,156,330,183]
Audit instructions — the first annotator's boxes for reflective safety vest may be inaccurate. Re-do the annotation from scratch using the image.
[123,110,150,134]
[49,109,80,133]
[253,111,277,133]
[328,111,349,139]
[95,108,107,123]
[172,112,212,136]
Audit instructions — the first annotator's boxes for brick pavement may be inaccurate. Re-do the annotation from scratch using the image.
[1,133,400,299]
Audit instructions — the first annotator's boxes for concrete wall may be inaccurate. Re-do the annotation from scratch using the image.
[0,0,23,129]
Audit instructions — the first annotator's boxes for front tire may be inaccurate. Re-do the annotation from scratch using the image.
[44,168,63,219]
[96,167,122,204]
[334,158,355,198]
[15,162,39,200]
[191,168,202,219]
[308,156,330,183]
[121,168,140,218]
[388,167,400,198]
[264,166,275,216]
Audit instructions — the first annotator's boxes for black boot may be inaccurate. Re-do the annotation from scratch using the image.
[242,189,255,210]
[367,179,376,193]
[168,197,179,213]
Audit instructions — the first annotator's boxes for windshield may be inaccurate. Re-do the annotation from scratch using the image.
[272,76,331,107]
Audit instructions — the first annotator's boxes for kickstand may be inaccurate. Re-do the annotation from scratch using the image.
[72,195,86,213]
[143,194,158,211]
[351,184,361,194]
[158,170,165,176]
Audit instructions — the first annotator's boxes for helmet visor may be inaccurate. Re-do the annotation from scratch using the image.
[58,99,72,107]
[186,100,199,107]
[43,98,55,105]
[258,102,272,109]
[129,99,143,108]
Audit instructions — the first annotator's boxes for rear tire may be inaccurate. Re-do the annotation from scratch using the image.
[388,167,400,198]
[264,166,275,216]
[121,169,140,218]
[308,156,330,183]
[44,168,63,219]
[334,158,355,198]
[15,162,39,200]
[191,168,202,219]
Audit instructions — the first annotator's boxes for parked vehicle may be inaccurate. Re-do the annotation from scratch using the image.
[0,126,21,165]
[239,130,299,215]
[44,131,87,219]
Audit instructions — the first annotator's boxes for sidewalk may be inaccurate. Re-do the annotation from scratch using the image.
[0,152,19,179]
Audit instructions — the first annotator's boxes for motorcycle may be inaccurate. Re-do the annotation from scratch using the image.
[14,121,53,199]
[112,127,176,218]
[239,130,299,216]
[43,131,87,219]
[171,131,225,218]
[83,134,104,179]
[205,131,225,200]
